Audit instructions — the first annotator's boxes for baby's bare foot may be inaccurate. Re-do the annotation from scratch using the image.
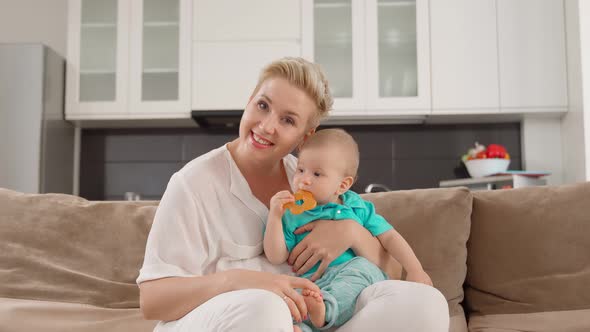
[302,289,326,328]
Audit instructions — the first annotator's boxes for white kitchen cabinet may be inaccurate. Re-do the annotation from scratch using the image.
[66,0,192,120]
[302,0,366,114]
[129,0,192,116]
[430,0,500,113]
[193,0,300,41]
[302,0,431,116]
[192,42,300,110]
[497,0,568,112]
[66,0,129,117]
[191,0,302,111]
[365,0,431,113]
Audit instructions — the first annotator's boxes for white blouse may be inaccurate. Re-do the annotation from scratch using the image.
[137,145,296,284]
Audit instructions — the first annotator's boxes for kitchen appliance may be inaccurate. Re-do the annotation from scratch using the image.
[0,44,74,194]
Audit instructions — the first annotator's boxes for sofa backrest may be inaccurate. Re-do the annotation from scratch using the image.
[363,187,473,320]
[466,182,590,316]
[0,188,158,309]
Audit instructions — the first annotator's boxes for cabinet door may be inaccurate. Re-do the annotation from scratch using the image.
[430,0,499,113]
[302,0,366,114]
[497,0,567,112]
[365,0,431,113]
[129,0,192,116]
[194,0,300,41]
[66,0,129,118]
[192,42,301,110]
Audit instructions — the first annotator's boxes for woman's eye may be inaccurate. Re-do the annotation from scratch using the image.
[297,168,304,173]
[257,101,268,111]
[282,117,295,126]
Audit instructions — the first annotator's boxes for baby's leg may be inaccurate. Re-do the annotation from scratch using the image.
[315,257,387,328]
[302,288,326,327]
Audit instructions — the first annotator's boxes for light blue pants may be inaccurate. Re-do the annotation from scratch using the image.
[298,257,388,332]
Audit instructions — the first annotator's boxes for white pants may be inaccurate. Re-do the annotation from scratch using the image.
[155,280,449,332]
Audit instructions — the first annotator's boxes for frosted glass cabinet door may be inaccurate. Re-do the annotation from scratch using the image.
[129,0,191,116]
[302,0,366,113]
[366,0,431,112]
[66,0,129,116]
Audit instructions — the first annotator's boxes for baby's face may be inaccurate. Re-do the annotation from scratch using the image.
[293,146,348,205]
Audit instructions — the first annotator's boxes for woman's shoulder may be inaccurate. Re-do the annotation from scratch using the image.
[176,145,231,186]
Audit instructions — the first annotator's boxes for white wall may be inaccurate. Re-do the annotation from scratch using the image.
[0,0,68,57]
[522,116,564,185]
[580,0,590,180]
[562,0,587,183]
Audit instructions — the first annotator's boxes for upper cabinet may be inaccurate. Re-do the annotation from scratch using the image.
[65,0,568,123]
[497,0,567,112]
[66,0,192,120]
[192,0,301,111]
[302,0,431,116]
[430,0,567,114]
[365,0,431,113]
[430,0,500,113]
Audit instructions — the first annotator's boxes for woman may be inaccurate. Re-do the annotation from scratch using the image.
[138,57,449,331]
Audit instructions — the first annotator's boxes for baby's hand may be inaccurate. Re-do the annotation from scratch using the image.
[406,269,433,286]
[270,190,295,217]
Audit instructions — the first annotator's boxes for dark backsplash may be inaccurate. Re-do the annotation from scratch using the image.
[80,123,521,200]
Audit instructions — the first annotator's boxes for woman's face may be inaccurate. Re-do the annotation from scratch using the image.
[237,77,318,165]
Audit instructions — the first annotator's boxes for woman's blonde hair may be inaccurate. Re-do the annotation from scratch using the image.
[254,57,333,127]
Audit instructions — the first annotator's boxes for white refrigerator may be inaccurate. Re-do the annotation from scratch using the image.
[0,43,74,194]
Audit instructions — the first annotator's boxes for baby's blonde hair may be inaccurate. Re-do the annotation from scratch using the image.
[254,57,333,127]
[300,128,359,179]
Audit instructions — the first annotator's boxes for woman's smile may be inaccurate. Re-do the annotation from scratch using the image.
[250,131,274,148]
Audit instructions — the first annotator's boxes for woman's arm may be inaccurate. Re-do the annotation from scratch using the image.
[139,272,233,322]
[288,219,402,281]
[139,269,321,322]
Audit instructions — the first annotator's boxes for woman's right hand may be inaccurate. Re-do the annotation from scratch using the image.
[227,269,320,323]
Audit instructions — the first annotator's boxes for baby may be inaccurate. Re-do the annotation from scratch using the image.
[264,128,432,331]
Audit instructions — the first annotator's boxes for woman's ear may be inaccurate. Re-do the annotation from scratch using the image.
[337,176,355,195]
[297,128,316,152]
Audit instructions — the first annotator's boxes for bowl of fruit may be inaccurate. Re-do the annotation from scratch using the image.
[462,142,510,178]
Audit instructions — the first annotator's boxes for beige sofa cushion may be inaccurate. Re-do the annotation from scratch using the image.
[468,309,590,332]
[363,187,472,318]
[0,189,157,308]
[0,297,156,332]
[466,182,590,316]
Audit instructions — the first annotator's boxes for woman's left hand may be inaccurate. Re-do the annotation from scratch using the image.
[288,219,357,281]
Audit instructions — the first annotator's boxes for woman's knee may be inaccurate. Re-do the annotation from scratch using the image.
[230,289,293,329]
[400,282,449,330]
[357,281,449,331]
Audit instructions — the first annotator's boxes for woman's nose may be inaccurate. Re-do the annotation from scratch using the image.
[258,115,277,134]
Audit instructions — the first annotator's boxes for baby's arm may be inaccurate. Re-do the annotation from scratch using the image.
[377,229,433,285]
[263,190,294,265]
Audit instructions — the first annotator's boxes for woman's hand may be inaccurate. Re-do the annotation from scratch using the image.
[288,219,357,281]
[228,269,320,323]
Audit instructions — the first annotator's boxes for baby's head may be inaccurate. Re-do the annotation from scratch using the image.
[294,128,359,204]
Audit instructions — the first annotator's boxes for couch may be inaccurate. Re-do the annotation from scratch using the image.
[1,182,589,332]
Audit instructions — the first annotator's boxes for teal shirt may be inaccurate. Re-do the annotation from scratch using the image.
[281,190,393,275]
